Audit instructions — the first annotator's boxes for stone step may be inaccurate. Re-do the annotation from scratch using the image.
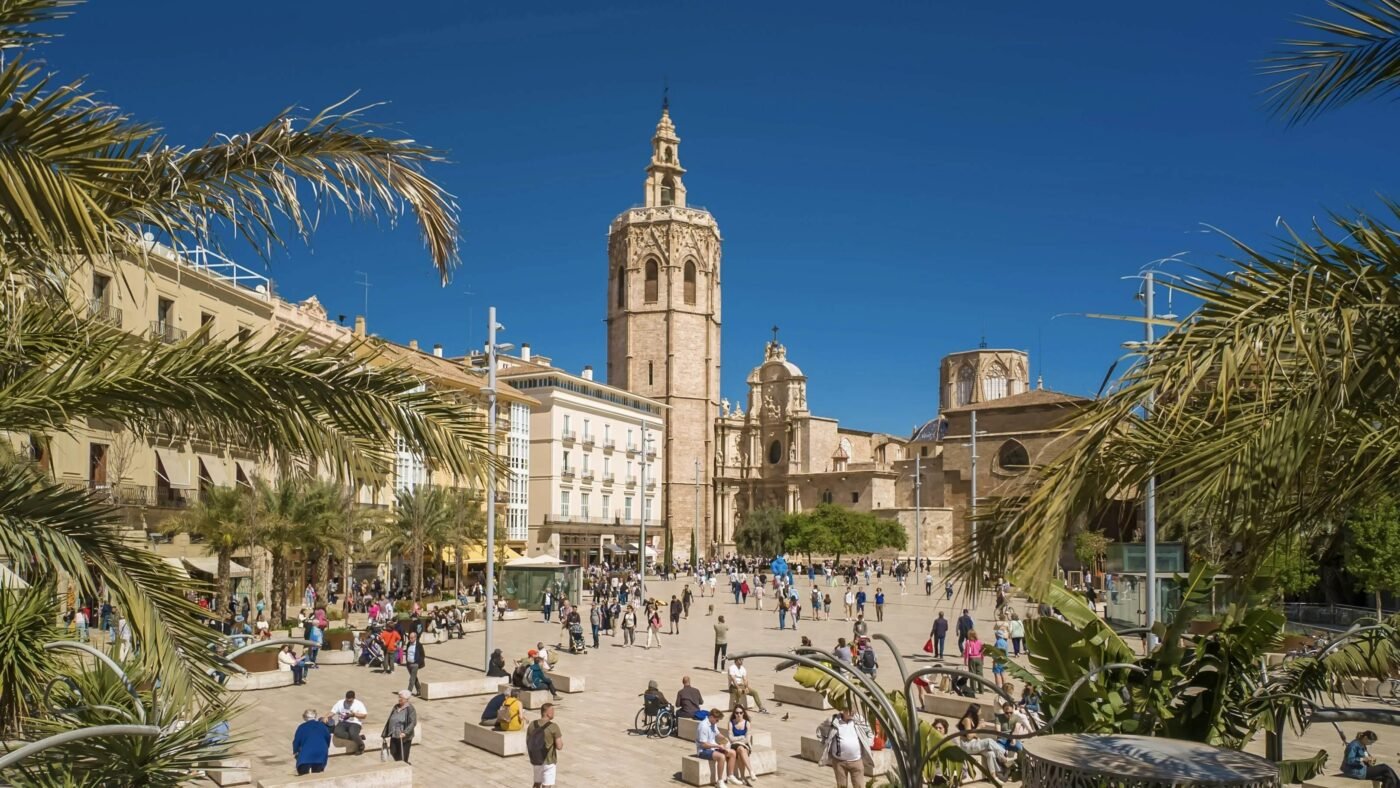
[205,757,252,786]
[680,746,776,786]
[919,691,998,720]
[499,684,553,709]
[225,671,293,692]
[773,683,831,710]
[255,761,412,787]
[418,676,499,700]
[545,671,585,693]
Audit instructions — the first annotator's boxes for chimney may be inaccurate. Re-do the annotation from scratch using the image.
[520,343,531,362]
[432,343,444,358]
[582,365,594,381]
[353,315,366,337]
[408,339,419,351]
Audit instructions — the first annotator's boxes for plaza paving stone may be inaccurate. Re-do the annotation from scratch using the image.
[219,578,1393,786]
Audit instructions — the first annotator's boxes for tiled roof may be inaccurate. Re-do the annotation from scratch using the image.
[943,389,1087,413]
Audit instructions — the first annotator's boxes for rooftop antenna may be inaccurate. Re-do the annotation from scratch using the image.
[355,271,371,319]
[662,76,669,111]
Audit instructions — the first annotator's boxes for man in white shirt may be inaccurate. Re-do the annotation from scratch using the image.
[725,658,768,714]
[535,642,552,671]
[695,708,738,788]
[329,690,369,754]
[821,707,867,788]
[843,590,855,621]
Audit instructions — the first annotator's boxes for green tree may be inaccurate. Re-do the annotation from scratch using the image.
[1072,529,1110,572]
[162,485,251,613]
[1344,495,1400,619]
[786,504,905,567]
[370,486,455,601]
[0,0,491,710]
[734,507,790,558]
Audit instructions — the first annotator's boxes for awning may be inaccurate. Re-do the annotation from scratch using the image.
[506,554,562,567]
[181,556,250,578]
[155,448,194,489]
[0,563,30,589]
[197,454,227,487]
[440,544,523,564]
[162,557,190,579]
[234,459,258,487]
[625,543,658,558]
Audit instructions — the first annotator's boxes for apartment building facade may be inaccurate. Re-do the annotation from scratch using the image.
[498,348,665,567]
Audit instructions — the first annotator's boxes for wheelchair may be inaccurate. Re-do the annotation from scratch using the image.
[633,694,676,738]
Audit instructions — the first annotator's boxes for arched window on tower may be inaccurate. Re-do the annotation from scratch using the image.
[665,146,674,163]
[644,259,659,303]
[997,440,1031,474]
[616,266,627,308]
[660,175,675,206]
[983,362,1010,401]
[684,261,697,305]
[956,365,975,406]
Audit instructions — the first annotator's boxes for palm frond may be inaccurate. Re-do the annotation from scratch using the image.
[0,0,78,50]
[1263,0,1400,123]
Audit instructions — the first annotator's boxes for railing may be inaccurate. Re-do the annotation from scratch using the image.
[645,478,657,489]
[149,321,187,344]
[582,435,595,449]
[177,245,273,298]
[544,514,651,527]
[625,477,637,488]
[646,448,657,460]
[561,430,576,443]
[154,487,192,508]
[580,471,594,483]
[626,444,639,456]
[560,468,575,479]
[602,440,616,452]
[601,473,615,486]
[88,299,121,327]
[1285,602,1396,632]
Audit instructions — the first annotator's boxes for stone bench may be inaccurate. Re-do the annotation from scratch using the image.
[1303,776,1381,788]
[680,747,777,786]
[206,757,252,786]
[498,684,551,709]
[328,723,423,757]
[772,683,831,710]
[225,671,294,692]
[799,735,892,775]
[672,715,771,749]
[255,761,412,787]
[314,650,355,665]
[545,671,585,693]
[461,721,527,757]
[418,676,500,700]
[919,691,997,720]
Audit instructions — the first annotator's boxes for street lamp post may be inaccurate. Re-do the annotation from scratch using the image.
[914,452,922,571]
[693,458,700,570]
[1142,273,1159,650]
[638,416,648,594]
[482,306,513,672]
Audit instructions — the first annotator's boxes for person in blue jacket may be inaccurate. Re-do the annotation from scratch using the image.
[292,709,331,775]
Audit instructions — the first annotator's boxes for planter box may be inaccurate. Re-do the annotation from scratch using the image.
[325,632,354,650]
[232,650,279,673]
[225,670,293,692]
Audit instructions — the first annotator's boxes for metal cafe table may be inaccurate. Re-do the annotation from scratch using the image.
[1021,733,1279,787]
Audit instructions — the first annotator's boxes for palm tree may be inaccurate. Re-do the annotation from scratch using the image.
[445,488,487,593]
[1263,0,1400,123]
[0,0,494,705]
[370,486,454,601]
[161,486,251,613]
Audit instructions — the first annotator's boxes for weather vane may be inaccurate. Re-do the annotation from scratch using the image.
[662,76,669,111]
[771,325,780,344]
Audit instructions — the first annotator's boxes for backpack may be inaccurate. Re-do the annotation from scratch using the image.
[511,662,530,689]
[497,696,523,731]
[526,721,551,765]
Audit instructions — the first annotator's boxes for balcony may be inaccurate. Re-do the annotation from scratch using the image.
[150,321,187,344]
[545,514,628,527]
[561,430,576,444]
[626,444,639,457]
[88,299,122,327]
[581,434,595,449]
[645,478,657,489]
[601,473,615,487]
[154,487,193,508]
[602,440,616,453]
[646,448,658,461]
[561,467,575,480]
[625,476,637,488]
[580,471,595,485]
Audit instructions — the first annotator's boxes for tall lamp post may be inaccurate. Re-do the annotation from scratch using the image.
[693,458,701,570]
[482,306,513,671]
[914,452,922,570]
[638,415,649,594]
[962,411,986,607]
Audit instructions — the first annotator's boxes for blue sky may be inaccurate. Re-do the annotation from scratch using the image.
[43,1,1395,435]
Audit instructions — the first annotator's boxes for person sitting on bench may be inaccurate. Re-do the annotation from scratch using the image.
[528,654,560,701]
[1343,730,1400,787]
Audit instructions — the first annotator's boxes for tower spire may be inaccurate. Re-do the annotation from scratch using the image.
[662,77,669,112]
[644,100,686,208]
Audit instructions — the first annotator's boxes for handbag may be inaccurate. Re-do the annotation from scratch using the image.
[922,638,934,654]
[379,740,389,762]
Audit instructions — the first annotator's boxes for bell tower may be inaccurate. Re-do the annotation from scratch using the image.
[606,103,722,561]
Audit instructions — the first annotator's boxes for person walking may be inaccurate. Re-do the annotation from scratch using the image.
[819,706,873,788]
[541,589,553,623]
[713,616,729,671]
[382,690,417,764]
[925,572,933,596]
[404,631,426,696]
[588,603,601,649]
[843,589,855,621]
[669,595,683,634]
[527,703,563,788]
[621,604,637,647]
[931,612,949,659]
[964,629,986,696]
[777,595,789,630]
[956,609,974,656]
[646,605,663,649]
[874,587,885,622]
[1009,614,1025,657]
[291,709,331,775]
[682,585,693,618]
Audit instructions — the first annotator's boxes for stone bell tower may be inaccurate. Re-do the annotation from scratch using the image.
[606,102,722,561]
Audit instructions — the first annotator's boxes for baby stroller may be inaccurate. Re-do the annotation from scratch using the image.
[357,629,385,668]
[568,621,587,654]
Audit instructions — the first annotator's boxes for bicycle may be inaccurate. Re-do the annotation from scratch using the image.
[633,695,676,738]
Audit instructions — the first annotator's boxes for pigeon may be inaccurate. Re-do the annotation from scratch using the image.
[781,713,790,722]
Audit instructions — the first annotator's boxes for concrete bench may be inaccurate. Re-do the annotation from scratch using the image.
[328,723,424,757]
[498,684,552,709]
[545,671,585,693]
[772,683,831,710]
[799,735,892,775]
[919,692,997,720]
[1303,776,1381,788]
[671,715,771,749]
[680,747,777,786]
[418,676,500,700]
[206,757,252,785]
[314,650,356,665]
[461,721,527,757]
[255,761,412,787]
[225,671,294,692]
